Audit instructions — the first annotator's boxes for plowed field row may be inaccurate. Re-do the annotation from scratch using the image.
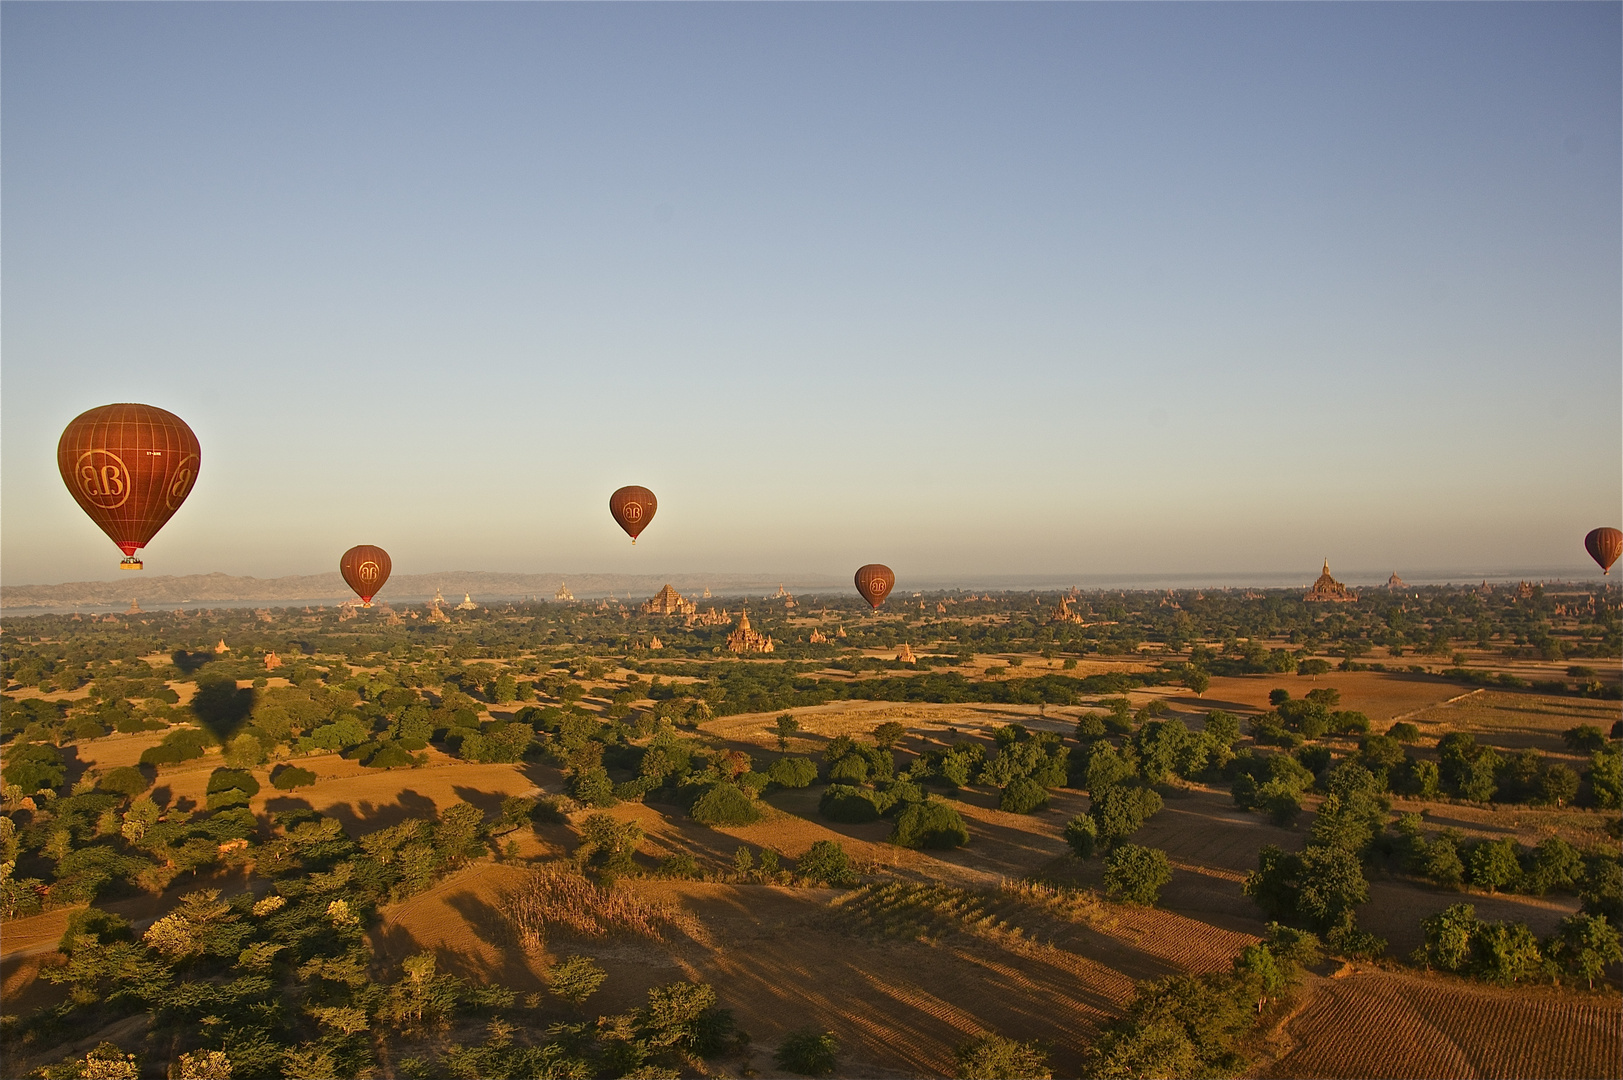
[1270,971,1623,1080]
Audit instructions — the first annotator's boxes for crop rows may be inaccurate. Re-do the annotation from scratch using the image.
[1273,972,1622,1080]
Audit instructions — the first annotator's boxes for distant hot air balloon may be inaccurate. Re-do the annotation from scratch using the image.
[609,486,657,544]
[340,545,392,605]
[1584,528,1622,575]
[57,403,201,570]
[855,564,896,609]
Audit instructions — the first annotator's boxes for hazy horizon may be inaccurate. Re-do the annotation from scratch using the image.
[4,3,1619,586]
[1,560,1609,596]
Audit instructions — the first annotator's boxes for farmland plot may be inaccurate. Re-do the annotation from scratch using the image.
[1268,969,1622,1080]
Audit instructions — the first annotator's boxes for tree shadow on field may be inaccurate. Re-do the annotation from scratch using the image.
[319,789,440,834]
[445,888,515,952]
[452,785,508,821]
[190,676,255,743]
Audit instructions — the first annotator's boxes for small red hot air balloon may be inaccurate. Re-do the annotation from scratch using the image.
[57,403,201,569]
[609,486,657,544]
[855,564,895,609]
[1584,528,1622,575]
[340,545,392,605]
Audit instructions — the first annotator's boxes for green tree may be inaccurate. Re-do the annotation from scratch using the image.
[797,840,855,886]
[1105,844,1173,906]
[1471,921,1542,984]
[1183,667,1211,698]
[548,955,607,1008]
[871,721,906,749]
[954,1035,1051,1080]
[1549,913,1623,989]
[222,731,267,769]
[891,801,969,849]
[775,713,800,751]
[1090,784,1163,848]
[776,1028,840,1077]
[690,783,762,826]
[98,765,150,798]
[434,802,488,868]
[1415,903,1479,971]
[767,756,817,788]
[1063,815,1098,859]
[999,776,1049,814]
[1466,838,1522,893]
[3,742,66,792]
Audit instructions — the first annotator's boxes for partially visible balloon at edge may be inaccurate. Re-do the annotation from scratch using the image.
[855,564,896,609]
[57,403,201,570]
[1584,527,1622,575]
[340,545,392,605]
[609,486,657,544]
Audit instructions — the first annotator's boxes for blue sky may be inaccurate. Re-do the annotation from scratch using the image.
[3,3,1618,586]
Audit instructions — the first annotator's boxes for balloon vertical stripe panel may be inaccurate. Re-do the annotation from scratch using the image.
[57,403,201,566]
[1584,528,1622,575]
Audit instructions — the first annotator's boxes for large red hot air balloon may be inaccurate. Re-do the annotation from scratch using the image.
[1584,528,1622,575]
[855,564,895,609]
[340,545,392,605]
[57,403,200,569]
[609,486,657,544]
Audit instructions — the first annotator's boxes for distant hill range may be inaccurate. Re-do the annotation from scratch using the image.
[0,571,844,610]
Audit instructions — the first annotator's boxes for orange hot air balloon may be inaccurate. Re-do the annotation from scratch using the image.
[609,486,657,544]
[57,403,201,570]
[340,545,392,605]
[855,564,896,609]
[1584,528,1622,575]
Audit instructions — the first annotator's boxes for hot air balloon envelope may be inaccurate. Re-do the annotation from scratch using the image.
[340,545,392,605]
[57,403,201,569]
[1584,528,1622,575]
[855,564,896,609]
[610,486,657,543]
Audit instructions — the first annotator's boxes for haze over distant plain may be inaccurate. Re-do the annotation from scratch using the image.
[3,3,1618,587]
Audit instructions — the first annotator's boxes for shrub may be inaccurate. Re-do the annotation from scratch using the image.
[767,756,818,788]
[365,743,417,770]
[819,784,881,824]
[797,840,855,886]
[271,765,317,791]
[98,765,150,798]
[659,853,700,878]
[1387,722,1421,744]
[1063,815,1097,859]
[954,1034,1052,1080]
[1104,844,1173,906]
[690,783,762,826]
[891,801,969,849]
[548,955,608,1008]
[775,1028,840,1076]
[999,776,1049,814]
[827,755,870,785]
